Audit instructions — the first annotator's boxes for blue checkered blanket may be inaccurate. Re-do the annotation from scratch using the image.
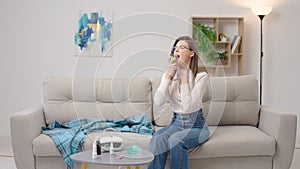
[41,114,154,169]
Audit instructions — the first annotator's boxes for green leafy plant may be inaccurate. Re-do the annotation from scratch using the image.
[193,23,219,63]
[217,51,228,65]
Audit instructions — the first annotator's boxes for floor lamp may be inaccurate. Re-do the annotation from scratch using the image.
[251,7,273,105]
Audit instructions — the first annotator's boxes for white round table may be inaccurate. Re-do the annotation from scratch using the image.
[71,149,154,169]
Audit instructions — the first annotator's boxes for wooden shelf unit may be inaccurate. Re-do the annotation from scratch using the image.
[191,16,244,76]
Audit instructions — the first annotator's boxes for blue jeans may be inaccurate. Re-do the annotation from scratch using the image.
[147,109,210,169]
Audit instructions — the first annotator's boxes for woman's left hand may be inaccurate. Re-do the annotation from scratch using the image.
[176,60,189,83]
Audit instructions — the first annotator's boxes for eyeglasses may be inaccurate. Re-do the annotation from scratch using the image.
[173,45,192,51]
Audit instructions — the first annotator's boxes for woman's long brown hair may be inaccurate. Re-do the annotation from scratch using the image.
[171,36,199,79]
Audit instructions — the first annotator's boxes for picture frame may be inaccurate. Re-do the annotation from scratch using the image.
[74,10,113,57]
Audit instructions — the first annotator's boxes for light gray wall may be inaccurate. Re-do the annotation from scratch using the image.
[0,0,299,140]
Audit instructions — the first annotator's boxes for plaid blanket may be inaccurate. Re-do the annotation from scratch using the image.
[41,114,154,169]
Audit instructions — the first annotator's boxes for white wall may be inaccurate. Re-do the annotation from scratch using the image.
[263,0,300,142]
[0,0,299,140]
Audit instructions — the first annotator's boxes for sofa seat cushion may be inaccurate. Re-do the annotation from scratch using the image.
[154,125,276,158]
[189,126,276,158]
[33,132,152,157]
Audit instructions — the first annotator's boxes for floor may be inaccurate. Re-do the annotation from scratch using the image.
[1,136,299,169]
[0,137,16,169]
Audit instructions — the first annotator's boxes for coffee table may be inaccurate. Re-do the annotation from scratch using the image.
[71,149,154,169]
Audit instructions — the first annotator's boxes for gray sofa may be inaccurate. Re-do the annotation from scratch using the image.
[11,75,297,169]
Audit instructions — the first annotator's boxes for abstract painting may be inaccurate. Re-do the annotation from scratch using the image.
[74,10,113,56]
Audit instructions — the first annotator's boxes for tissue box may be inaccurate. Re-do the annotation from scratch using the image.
[99,136,123,152]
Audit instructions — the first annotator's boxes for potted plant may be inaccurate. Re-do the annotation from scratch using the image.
[193,23,219,64]
[216,51,228,65]
[218,32,227,42]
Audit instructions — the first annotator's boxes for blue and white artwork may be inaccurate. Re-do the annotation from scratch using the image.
[74,10,113,56]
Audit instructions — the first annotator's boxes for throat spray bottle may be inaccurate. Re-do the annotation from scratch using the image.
[92,140,98,159]
[109,137,114,154]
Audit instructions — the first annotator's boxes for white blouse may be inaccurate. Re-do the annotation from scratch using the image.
[154,71,208,114]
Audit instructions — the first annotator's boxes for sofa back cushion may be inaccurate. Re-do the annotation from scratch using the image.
[43,76,152,125]
[152,75,259,126]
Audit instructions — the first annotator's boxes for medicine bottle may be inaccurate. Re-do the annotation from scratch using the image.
[96,137,101,155]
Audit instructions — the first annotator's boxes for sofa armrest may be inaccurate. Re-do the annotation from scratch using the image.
[10,105,46,169]
[258,106,297,169]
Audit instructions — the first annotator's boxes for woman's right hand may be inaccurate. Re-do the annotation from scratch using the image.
[167,56,177,78]
[167,64,177,78]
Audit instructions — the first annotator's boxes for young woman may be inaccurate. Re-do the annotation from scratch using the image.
[148,36,210,169]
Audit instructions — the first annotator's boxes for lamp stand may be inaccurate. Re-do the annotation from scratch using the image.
[259,15,265,105]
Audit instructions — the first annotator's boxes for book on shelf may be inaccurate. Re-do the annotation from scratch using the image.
[231,35,241,54]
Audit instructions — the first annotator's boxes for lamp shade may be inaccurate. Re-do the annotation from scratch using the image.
[251,6,273,16]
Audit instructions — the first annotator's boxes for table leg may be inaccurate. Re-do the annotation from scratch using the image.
[125,166,130,169]
[81,162,87,169]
